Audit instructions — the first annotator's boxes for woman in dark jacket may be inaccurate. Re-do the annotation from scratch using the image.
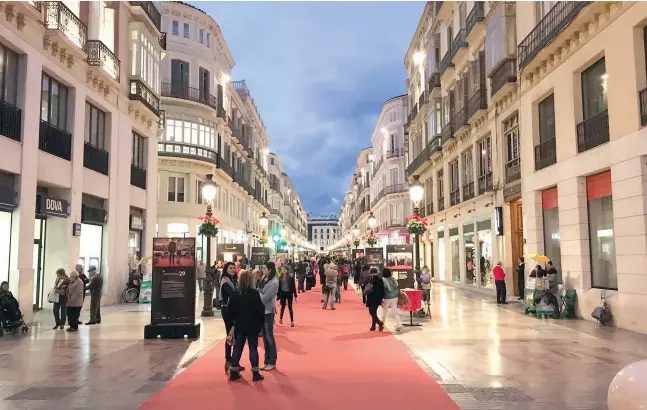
[228,270,265,382]
[277,266,297,327]
[364,267,385,331]
[220,262,243,373]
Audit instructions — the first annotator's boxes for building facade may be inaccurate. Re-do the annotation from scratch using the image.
[0,1,162,320]
[156,2,308,261]
[307,214,340,251]
[338,96,411,252]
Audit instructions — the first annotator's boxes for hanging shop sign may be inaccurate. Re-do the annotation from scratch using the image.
[37,194,69,218]
[386,244,415,288]
[495,206,504,236]
[130,215,144,231]
[72,223,82,236]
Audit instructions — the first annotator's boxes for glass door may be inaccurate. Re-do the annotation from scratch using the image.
[32,219,46,310]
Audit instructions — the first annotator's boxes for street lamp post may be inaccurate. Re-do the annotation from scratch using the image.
[409,175,425,273]
[200,174,217,317]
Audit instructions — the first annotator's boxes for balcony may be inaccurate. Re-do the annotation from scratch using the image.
[130,164,147,189]
[505,158,521,183]
[534,137,557,171]
[441,120,454,145]
[39,120,71,160]
[159,32,167,50]
[451,29,468,63]
[454,106,468,134]
[426,203,433,216]
[0,101,22,142]
[478,172,493,194]
[386,147,403,159]
[129,1,161,32]
[466,2,485,40]
[640,88,647,127]
[467,88,487,122]
[158,141,219,165]
[129,80,159,117]
[438,197,445,211]
[428,72,441,94]
[576,110,609,153]
[83,143,109,176]
[450,188,460,206]
[418,91,427,110]
[410,103,419,123]
[42,1,88,53]
[270,208,283,220]
[86,40,120,82]
[430,134,442,154]
[462,181,475,201]
[406,144,431,177]
[490,58,517,99]
[518,2,590,71]
[161,83,218,111]
[440,49,454,74]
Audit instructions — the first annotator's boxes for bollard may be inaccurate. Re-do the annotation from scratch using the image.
[608,360,647,409]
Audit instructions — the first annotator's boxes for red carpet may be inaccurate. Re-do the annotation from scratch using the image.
[140,286,459,410]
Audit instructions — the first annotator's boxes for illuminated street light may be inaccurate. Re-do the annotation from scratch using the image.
[259,212,268,227]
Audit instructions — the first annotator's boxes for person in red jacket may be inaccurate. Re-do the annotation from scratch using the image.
[493,261,507,304]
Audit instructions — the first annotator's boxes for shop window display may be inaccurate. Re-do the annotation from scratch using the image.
[587,172,617,290]
[0,212,10,283]
[79,224,103,272]
[542,187,561,283]
[477,220,493,288]
[464,224,476,286]
[450,228,460,283]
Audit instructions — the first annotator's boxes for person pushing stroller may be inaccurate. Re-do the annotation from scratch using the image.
[0,281,28,336]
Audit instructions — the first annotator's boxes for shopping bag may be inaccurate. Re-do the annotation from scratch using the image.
[47,288,59,304]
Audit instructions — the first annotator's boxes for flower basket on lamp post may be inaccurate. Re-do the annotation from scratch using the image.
[405,213,428,236]
[353,239,360,249]
[259,231,268,246]
[198,215,220,238]
[366,232,378,247]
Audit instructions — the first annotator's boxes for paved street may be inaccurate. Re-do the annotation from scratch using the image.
[0,283,644,409]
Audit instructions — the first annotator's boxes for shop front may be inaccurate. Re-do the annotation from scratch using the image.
[129,208,145,270]
[0,179,15,284]
[79,198,107,273]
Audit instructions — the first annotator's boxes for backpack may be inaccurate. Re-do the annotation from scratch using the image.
[421,272,431,285]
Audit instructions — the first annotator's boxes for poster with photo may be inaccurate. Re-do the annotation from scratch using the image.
[250,247,270,267]
[218,243,245,263]
[386,244,414,288]
[353,249,365,262]
[151,237,196,325]
[364,247,384,275]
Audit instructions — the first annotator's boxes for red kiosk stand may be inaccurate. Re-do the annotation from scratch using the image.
[400,289,423,327]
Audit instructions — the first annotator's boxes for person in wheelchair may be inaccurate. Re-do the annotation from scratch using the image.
[128,270,142,289]
[0,281,26,336]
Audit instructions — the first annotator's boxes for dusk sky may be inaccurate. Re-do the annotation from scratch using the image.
[195,1,424,216]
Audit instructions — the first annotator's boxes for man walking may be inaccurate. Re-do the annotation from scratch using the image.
[86,266,103,325]
[296,259,306,293]
[493,261,507,304]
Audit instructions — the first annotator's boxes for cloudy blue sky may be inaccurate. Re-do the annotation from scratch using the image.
[195,1,423,215]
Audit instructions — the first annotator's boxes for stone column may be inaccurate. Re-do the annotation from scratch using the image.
[557,177,590,291]
[522,190,544,260]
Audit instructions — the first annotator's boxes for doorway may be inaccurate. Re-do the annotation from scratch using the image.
[510,200,523,295]
[32,218,47,310]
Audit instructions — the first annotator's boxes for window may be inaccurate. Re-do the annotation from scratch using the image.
[449,160,459,191]
[84,102,107,150]
[462,149,473,184]
[163,119,216,151]
[167,177,185,202]
[172,20,178,35]
[587,172,616,289]
[196,180,204,204]
[41,73,69,130]
[183,23,190,39]
[206,33,211,47]
[538,94,555,143]
[581,58,607,120]
[477,136,491,177]
[504,113,519,163]
[130,28,160,93]
[389,168,399,185]
[199,29,204,44]
[542,187,561,283]
[485,3,514,75]
[132,132,145,168]
[0,44,19,105]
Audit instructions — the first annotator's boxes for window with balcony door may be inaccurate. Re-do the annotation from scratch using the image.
[98,2,115,52]
[581,58,608,121]
[41,74,69,131]
[171,59,189,92]
[462,148,474,197]
[449,159,459,205]
[438,169,445,207]
[199,67,210,100]
[130,28,160,94]
[0,44,18,107]
[535,1,556,22]
[183,23,190,39]
[84,102,107,150]
[132,132,145,168]
[538,94,555,143]
[172,20,178,35]
[477,136,492,193]
[504,112,520,182]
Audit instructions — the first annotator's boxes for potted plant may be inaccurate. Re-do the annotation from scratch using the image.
[198,215,220,237]
[405,213,428,236]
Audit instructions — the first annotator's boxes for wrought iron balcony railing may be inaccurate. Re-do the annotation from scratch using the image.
[438,197,445,211]
[441,49,454,72]
[478,172,493,193]
[467,88,487,121]
[86,40,120,82]
[454,106,468,132]
[406,144,431,176]
[129,80,160,117]
[418,91,427,109]
[83,142,109,175]
[0,100,21,142]
[505,157,521,183]
[39,120,71,160]
[451,29,468,62]
[534,137,557,171]
[129,1,161,31]
[158,141,219,165]
[490,58,517,97]
[640,88,647,127]
[441,120,454,145]
[426,203,433,216]
[161,83,218,111]
[450,188,460,206]
[386,147,403,159]
[130,164,147,189]
[42,1,88,52]
[428,72,441,91]
[576,110,609,153]
[466,2,485,37]
[462,181,475,201]
[518,1,590,70]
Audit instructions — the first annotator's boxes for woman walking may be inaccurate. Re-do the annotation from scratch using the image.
[278,266,297,327]
[51,269,70,330]
[228,270,265,382]
[65,271,84,332]
[220,262,242,373]
[258,262,279,371]
[364,267,385,331]
[323,263,338,310]
[381,268,403,331]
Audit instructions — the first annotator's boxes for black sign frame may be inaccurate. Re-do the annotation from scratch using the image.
[386,244,415,288]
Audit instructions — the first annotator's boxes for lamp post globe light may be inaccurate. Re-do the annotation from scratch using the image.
[409,175,424,273]
[368,212,377,230]
[259,212,268,227]
[200,174,217,317]
[352,225,360,237]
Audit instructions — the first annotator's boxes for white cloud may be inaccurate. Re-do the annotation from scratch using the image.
[331,197,340,204]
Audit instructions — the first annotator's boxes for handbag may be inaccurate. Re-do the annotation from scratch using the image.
[363,282,374,296]
[47,287,59,304]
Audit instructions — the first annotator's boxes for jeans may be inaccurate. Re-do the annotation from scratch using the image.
[197,278,204,292]
[381,297,402,328]
[89,294,101,323]
[231,328,260,371]
[279,291,294,322]
[66,306,81,330]
[223,309,234,363]
[53,296,67,326]
[323,284,336,309]
[495,280,507,303]
[297,277,305,293]
[261,313,277,366]
[368,304,383,329]
[341,276,349,290]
